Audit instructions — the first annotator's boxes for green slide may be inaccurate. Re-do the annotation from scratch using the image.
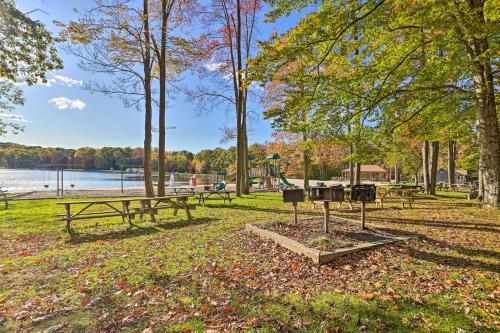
[279,172,296,188]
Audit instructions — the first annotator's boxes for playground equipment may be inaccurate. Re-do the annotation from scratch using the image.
[279,172,296,189]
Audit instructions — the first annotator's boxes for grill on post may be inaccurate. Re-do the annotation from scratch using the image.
[350,184,377,229]
[351,184,376,202]
[282,189,304,224]
[309,185,345,202]
[308,185,345,234]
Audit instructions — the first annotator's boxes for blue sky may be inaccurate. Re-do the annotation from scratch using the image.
[3,0,305,153]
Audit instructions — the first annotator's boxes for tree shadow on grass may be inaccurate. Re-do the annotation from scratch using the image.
[408,248,500,273]
[370,216,500,233]
[68,217,218,245]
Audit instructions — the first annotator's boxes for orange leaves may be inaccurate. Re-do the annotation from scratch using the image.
[358,290,375,300]
[392,304,400,311]
[78,286,92,294]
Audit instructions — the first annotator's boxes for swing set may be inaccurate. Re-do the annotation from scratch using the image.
[37,164,80,196]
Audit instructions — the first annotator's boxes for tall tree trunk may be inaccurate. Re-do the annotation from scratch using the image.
[235,0,244,197]
[303,132,309,191]
[142,0,154,197]
[447,140,455,188]
[394,165,400,183]
[241,94,249,194]
[157,0,167,197]
[465,1,499,208]
[348,127,354,188]
[354,162,361,185]
[429,141,439,195]
[422,141,430,194]
[472,56,499,207]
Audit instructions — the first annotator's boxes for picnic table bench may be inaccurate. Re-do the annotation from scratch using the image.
[0,187,7,209]
[57,195,195,234]
[375,188,418,208]
[196,190,233,206]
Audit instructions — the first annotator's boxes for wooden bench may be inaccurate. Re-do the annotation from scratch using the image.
[0,187,7,209]
[196,191,233,206]
[57,195,195,234]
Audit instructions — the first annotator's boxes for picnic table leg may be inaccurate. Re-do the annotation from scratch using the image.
[64,203,72,234]
[139,201,145,220]
[147,200,156,222]
[182,198,192,220]
[123,201,132,227]
[173,198,179,216]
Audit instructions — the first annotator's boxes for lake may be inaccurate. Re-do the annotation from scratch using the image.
[0,169,189,193]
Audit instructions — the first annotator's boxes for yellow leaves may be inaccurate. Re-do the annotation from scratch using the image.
[374,281,384,289]
[342,264,352,271]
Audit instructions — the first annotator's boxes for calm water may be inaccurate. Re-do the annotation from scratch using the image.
[0,169,188,193]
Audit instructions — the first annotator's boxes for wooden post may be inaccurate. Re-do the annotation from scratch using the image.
[323,201,330,234]
[64,203,71,234]
[292,202,298,225]
[61,167,64,197]
[361,200,366,230]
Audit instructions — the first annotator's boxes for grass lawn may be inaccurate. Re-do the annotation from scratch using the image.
[0,192,498,332]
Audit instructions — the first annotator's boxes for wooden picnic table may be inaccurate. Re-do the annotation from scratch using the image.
[375,187,418,208]
[196,190,233,206]
[57,195,194,234]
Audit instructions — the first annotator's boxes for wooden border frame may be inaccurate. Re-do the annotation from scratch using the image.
[245,222,411,265]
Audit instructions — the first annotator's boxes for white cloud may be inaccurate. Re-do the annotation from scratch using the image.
[53,75,83,87]
[16,74,82,87]
[205,62,225,72]
[0,113,29,122]
[49,97,86,111]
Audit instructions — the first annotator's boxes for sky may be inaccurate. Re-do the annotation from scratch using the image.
[2,0,306,153]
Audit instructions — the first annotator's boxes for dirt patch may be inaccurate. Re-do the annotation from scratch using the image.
[260,218,397,252]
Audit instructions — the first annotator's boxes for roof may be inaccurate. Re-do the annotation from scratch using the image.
[341,165,389,173]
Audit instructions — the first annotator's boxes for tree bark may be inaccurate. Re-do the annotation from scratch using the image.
[156,0,168,197]
[429,141,439,195]
[235,0,243,197]
[354,162,361,185]
[394,165,400,184]
[142,0,155,197]
[422,141,430,194]
[447,140,455,188]
[303,132,309,191]
[465,1,499,208]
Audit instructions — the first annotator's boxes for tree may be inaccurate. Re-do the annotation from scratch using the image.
[62,0,160,196]
[252,0,499,207]
[0,0,62,134]
[187,0,262,196]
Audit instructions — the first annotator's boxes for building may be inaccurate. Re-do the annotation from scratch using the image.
[436,168,467,184]
[341,165,390,182]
